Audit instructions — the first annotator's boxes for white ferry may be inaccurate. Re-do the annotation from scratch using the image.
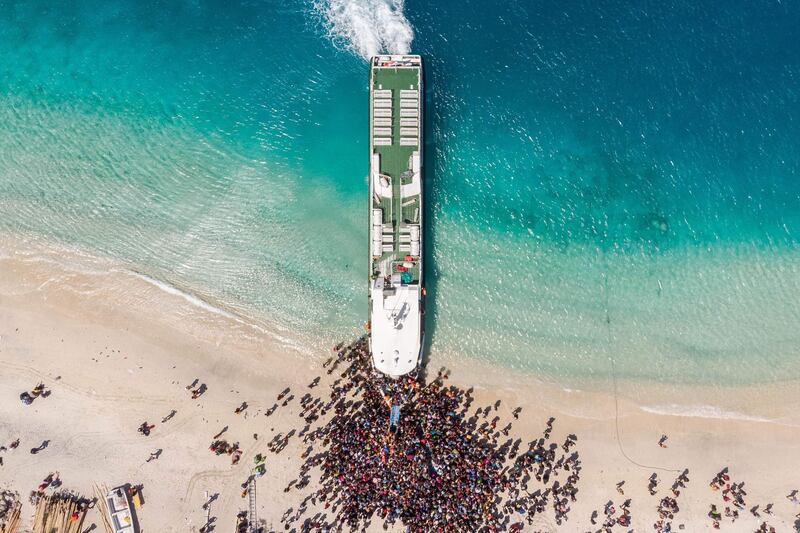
[368,55,424,377]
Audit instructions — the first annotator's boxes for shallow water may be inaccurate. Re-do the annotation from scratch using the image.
[1,0,799,385]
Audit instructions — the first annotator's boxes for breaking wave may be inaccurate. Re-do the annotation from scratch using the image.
[314,0,414,60]
[128,270,317,356]
[128,271,239,320]
[639,403,774,423]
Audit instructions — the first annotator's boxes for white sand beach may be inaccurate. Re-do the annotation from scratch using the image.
[1,237,799,531]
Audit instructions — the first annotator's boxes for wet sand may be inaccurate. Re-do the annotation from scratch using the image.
[1,241,798,531]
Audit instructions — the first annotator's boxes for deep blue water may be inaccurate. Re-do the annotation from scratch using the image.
[1,0,798,384]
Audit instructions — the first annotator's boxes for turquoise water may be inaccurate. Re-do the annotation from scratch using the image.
[1,0,799,384]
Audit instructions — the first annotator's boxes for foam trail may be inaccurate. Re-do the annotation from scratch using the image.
[315,0,414,60]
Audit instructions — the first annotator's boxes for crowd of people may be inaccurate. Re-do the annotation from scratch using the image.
[19,383,50,406]
[34,472,61,494]
[209,439,242,464]
[707,467,781,530]
[249,335,798,532]
[588,498,632,530]
[268,336,583,532]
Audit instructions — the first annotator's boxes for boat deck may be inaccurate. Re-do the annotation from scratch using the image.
[370,60,422,283]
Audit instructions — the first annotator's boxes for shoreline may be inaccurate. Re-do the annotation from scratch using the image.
[4,239,797,426]
[2,231,799,422]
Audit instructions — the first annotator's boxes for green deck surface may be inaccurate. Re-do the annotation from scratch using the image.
[373,67,417,183]
[370,66,421,283]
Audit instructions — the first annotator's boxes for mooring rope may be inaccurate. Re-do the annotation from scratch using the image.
[601,229,680,474]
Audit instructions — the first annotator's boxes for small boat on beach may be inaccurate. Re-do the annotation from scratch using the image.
[105,485,138,533]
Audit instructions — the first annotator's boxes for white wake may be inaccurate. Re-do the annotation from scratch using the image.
[315,0,414,60]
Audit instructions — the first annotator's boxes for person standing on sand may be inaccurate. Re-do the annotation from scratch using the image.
[30,440,49,454]
[658,434,668,448]
[648,473,659,495]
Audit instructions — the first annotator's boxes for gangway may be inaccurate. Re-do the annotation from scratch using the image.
[248,477,258,533]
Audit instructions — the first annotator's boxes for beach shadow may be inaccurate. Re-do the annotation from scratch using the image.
[132,484,145,506]
[30,439,49,454]
[203,492,219,510]
[420,57,440,382]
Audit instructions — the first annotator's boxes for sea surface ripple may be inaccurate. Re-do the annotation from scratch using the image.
[1,0,799,385]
